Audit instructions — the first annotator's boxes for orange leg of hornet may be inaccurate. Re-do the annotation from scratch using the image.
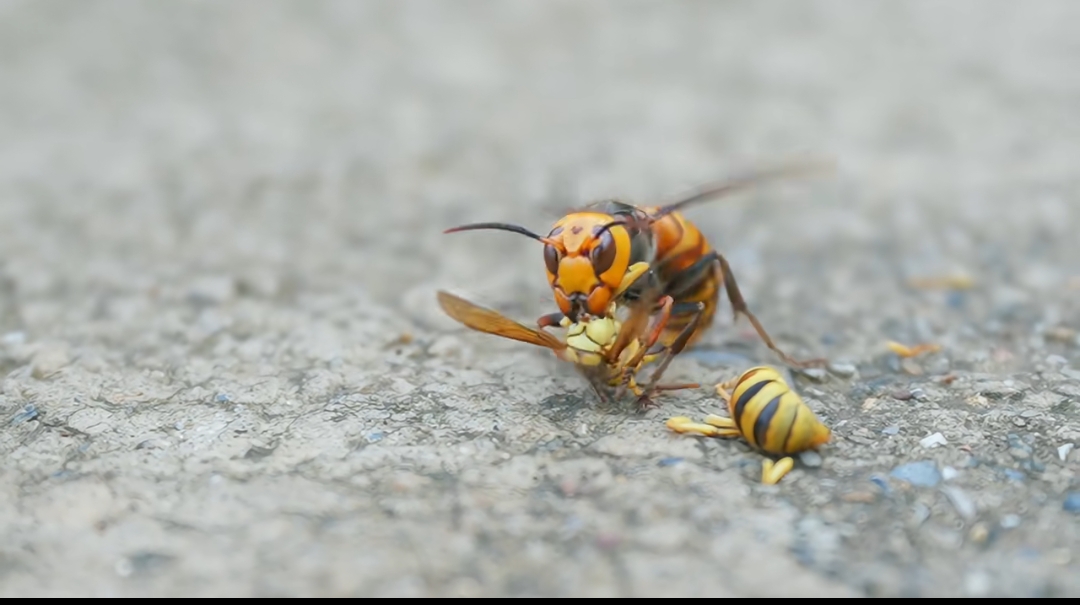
[609,295,674,410]
[611,295,675,409]
[637,302,705,406]
[711,251,827,369]
[629,300,706,411]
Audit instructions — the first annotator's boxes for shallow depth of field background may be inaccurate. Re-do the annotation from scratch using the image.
[1,1,1079,597]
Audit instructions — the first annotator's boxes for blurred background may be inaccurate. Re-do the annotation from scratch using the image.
[3,1,1077,320]
[2,0,1079,597]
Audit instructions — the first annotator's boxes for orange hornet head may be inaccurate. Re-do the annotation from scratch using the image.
[542,213,633,321]
[443,213,634,322]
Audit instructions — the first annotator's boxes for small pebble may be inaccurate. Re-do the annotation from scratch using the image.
[941,466,959,481]
[244,443,276,459]
[968,522,990,544]
[890,460,941,487]
[891,389,913,401]
[827,362,856,378]
[1003,469,1025,482]
[799,451,823,467]
[215,393,231,403]
[881,425,900,436]
[920,432,948,448]
[1059,443,1074,462]
[657,457,684,467]
[799,367,828,382]
[909,387,928,401]
[1064,493,1080,513]
[1046,354,1068,367]
[1000,514,1021,529]
[941,485,977,520]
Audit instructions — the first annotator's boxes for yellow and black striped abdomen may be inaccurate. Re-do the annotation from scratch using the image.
[658,258,720,348]
[646,210,721,348]
[727,367,831,455]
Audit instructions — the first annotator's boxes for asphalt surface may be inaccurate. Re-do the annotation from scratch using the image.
[1,0,1079,597]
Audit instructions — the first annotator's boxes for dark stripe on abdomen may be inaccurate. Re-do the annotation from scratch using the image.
[733,380,770,433]
[781,406,799,452]
[753,394,782,450]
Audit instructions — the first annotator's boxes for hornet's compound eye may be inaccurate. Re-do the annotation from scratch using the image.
[543,244,560,275]
[589,229,616,275]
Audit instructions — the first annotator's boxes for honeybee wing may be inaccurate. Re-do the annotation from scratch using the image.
[436,290,568,353]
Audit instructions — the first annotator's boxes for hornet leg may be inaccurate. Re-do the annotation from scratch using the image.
[610,294,677,403]
[614,295,688,412]
[712,251,828,369]
[639,301,706,399]
[669,301,707,317]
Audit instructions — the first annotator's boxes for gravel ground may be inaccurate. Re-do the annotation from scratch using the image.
[2,0,1080,597]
